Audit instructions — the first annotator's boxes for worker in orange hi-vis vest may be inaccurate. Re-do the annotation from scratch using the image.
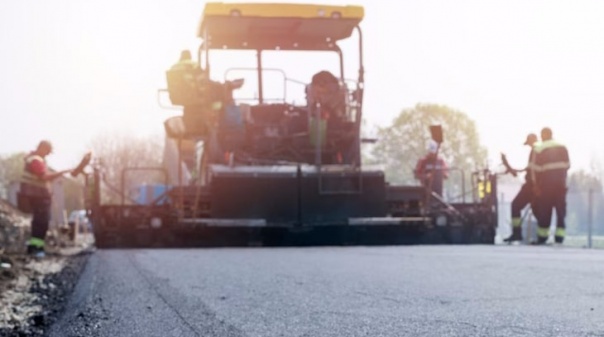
[19,140,74,258]
[530,127,570,245]
[414,141,449,198]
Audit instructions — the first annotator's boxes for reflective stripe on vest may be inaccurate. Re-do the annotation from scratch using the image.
[555,227,566,238]
[537,227,549,238]
[533,161,571,172]
[28,237,45,248]
[530,140,569,181]
[534,140,563,153]
[21,155,48,190]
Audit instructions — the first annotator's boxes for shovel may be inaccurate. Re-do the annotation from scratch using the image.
[71,152,92,177]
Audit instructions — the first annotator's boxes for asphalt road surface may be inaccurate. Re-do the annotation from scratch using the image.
[48,245,604,337]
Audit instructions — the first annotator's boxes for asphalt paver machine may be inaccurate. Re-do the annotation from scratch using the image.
[88,3,498,247]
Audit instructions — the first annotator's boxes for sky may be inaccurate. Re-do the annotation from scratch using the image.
[1,0,603,175]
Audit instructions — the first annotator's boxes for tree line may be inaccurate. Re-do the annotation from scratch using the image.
[0,104,602,234]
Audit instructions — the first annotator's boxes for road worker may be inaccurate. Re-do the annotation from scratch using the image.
[503,133,539,243]
[414,141,448,197]
[530,127,570,245]
[20,140,73,257]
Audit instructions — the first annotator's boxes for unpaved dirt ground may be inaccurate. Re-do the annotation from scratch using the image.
[1,199,91,337]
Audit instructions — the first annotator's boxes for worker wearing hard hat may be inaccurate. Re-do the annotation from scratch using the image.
[19,140,74,258]
[503,133,539,243]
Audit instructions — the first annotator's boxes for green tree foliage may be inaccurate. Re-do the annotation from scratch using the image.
[371,103,488,201]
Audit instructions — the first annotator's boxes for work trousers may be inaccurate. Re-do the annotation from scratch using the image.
[421,175,444,197]
[511,183,535,227]
[30,196,51,243]
[535,185,567,243]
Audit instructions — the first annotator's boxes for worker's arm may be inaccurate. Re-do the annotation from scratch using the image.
[42,169,73,182]
[29,160,73,182]
[529,149,540,195]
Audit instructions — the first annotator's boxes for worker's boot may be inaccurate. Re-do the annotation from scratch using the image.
[530,236,548,245]
[554,227,565,244]
[503,227,522,243]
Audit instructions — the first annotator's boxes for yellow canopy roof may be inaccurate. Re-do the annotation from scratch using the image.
[198,2,364,50]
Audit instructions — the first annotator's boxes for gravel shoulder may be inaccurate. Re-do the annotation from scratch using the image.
[1,198,92,337]
[0,248,90,337]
